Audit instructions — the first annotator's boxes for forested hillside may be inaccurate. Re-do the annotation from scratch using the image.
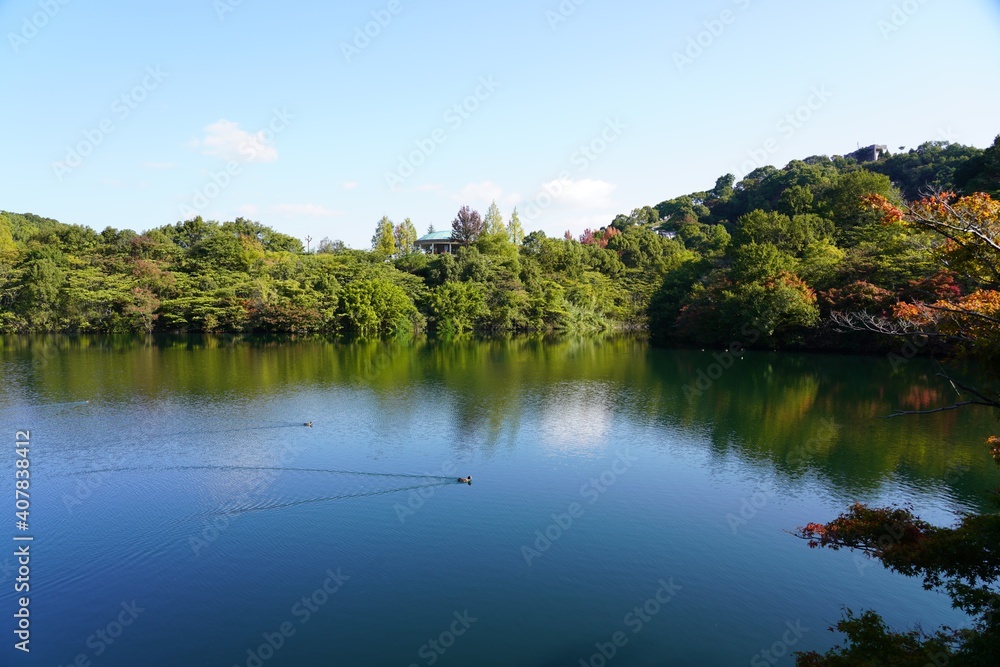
[1,136,997,345]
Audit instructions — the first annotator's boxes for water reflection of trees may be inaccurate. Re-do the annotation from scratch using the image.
[1,334,994,503]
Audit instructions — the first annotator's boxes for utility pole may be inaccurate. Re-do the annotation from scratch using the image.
[305,235,312,253]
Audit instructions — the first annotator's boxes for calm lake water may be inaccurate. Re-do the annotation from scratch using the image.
[0,336,996,666]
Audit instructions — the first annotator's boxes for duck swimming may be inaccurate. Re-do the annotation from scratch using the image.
[457,476,472,484]
[303,422,313,427]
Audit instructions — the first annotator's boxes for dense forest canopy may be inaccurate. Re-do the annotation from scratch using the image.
[1,135,998,346]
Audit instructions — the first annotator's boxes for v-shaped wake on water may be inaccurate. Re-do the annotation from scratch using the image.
[50,415,472,518]
[65,464,459,481]
[200,480,459,518]
[59,465,471,520]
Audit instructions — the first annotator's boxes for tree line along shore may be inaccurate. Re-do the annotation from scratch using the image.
[1,137,997,351]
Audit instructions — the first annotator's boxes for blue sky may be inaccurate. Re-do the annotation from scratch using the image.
[2,0,999,248]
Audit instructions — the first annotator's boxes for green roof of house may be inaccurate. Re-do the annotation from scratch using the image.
[416,231,455,242]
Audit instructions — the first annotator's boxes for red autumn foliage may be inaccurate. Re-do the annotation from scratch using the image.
[898,271,963,304]
[821,281,896,314]
[579,227,619,249]
[795,502,933,563]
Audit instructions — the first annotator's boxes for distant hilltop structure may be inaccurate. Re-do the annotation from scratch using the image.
[845,144,889,163]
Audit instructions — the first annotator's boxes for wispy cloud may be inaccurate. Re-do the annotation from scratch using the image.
[453,180,504,203]
[342,181,359,190]
[453,181,522,208]
[194,120,278,163]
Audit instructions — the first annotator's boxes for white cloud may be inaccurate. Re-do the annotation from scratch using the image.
[538,178,617,209]
[195,119,278,163]
[270,204,343,218]
[342,181,359,190]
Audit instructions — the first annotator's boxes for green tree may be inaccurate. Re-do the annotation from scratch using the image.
[656,195,710,228]
[779,185,815,216]
[730,242,796,283]
[675,271,819,347]
[955,134,1000,198]
[484,201,505,235]
[169,216,215,249]
[428,281,489,335]
[871,141,985,201]
[478,202,517,258]
[189,233,264,273]
[648,257,711,339]
[337,277,419,337]
[736,210,834,256]
[677,222,731,256]
[798,240,846,290]
[508,208,525,246]
[17,256,65,329]
[372,215,396,257]
[224,218,303,253]
[0,213,18,257]
[709,174,735,203]
[820,170,900,241]
[394,218,418,256]
[611,206,660,230]
[317,238,346,254]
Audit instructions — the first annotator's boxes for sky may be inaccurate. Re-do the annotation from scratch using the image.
[2,0,1000,249]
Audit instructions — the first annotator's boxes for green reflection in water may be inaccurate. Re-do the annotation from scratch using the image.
[1,334,995,508]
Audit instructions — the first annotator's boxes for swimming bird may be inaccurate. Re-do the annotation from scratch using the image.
[304,422,313,427]
[457,476,472,484]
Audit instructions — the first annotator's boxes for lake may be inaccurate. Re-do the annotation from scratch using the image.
[0,335,995,666]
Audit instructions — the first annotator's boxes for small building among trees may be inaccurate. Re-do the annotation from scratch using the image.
[845,144,889,163]
[415,231,463,254]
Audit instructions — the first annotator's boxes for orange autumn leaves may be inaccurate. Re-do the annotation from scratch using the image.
[863,191,1000,259]
[862,192,906,224]
[892,290,1000,336]
[863,191,1000,360]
